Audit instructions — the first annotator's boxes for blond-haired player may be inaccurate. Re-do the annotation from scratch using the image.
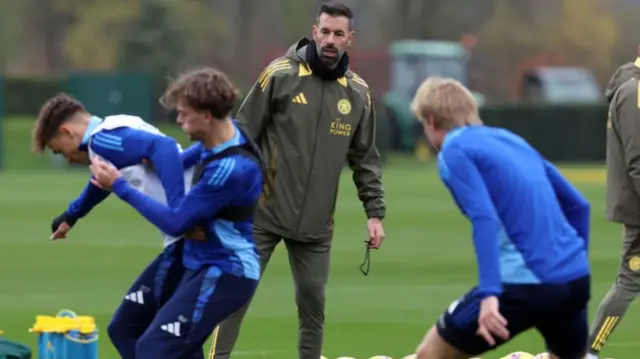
[412,77,591,359]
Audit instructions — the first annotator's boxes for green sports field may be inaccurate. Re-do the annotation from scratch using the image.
[0,121,635,358]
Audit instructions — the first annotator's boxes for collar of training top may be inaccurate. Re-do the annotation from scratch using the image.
[199,123,243,161]
[300,38,349,81]
[441,126,470,151]
[78,116,103,151]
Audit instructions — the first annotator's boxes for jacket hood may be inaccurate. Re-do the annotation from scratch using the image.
[283,37,351,80]
[605,60,640,103]
[284,37,311,63]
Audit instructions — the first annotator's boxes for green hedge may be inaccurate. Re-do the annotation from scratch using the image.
[0,75,609,164]
[410,103,609,162]
[3,77,65,117]
[480,103,608,162]
[1,103,608,171]
[1,76,248,120]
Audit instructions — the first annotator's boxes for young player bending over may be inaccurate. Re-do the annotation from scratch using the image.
[31,95,195,359]
[411,77,591,359]
[89,67,263,359]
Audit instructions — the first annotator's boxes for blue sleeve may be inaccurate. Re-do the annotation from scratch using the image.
[66,180,111,220]
[544,160,591,248]
[181,143,202,169]
[439,145,503,297]
[111,157,253,237]
[91,128,185,207]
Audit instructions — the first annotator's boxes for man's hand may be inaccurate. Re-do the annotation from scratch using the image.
[50,212,76,240]
[51,222,71,240]
[89,157,122,191]
[184,226,207,241]
[476,296,509,346]
[142,158,154,171]
[366,217,385,249]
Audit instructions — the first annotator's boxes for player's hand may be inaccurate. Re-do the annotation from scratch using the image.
[51,222,71,240]
[476,296,509,346]
[366,217,385,249]
[142,158,154,171]
[184,226,207,241]
[50,212,76,240]
[89,157,122,191]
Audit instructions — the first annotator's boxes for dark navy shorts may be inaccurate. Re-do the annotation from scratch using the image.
[436,275,590,358]
[136,265,258,359]
[109,240,188,359]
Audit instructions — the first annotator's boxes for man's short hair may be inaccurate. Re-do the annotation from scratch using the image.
[411,76,481,130]
[32,93,87,153]
[317,2,354,29]
[160,67,239,119]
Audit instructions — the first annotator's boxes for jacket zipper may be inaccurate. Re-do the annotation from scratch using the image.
[296,81,325,234]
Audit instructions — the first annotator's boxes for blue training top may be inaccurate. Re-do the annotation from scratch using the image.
[66,116,185,221]
[437,126,590,298]
[112,123,262,280]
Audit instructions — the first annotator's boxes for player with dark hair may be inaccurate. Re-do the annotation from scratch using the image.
[411,77,591,359]
[32,93,193,359]
[209,2,386,359]
[90,67,264,359]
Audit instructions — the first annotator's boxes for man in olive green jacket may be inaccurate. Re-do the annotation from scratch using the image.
[587,55,640,359]
[209,3,386,359]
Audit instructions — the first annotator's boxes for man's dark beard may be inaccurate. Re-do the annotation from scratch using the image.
[317,46,340,67]
[306,40,348,81]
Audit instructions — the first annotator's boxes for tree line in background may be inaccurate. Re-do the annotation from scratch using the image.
[0,0,636,102]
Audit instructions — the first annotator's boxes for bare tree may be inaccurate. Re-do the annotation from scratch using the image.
[390,0,492,40]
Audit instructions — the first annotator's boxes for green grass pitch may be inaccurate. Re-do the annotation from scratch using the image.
[0,160,635,359]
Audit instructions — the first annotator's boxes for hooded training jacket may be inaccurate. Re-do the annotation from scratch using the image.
[236,37,386,241]
[606,58,640,225]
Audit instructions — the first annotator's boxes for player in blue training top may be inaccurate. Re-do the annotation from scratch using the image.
[410,78,591,359]
[31,93,196,359]
[89,68,263,359]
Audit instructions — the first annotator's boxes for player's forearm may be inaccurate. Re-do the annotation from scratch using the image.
[471,218,503,297]
[564,203,590,249]
[66,181,111,220]
[554,179,591,246]
[544,160,591,245]
[112,178,193,237]
[149,136,186,207]
[181,143,202,169]
[553,171,591,246]
[557,186,590,224]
